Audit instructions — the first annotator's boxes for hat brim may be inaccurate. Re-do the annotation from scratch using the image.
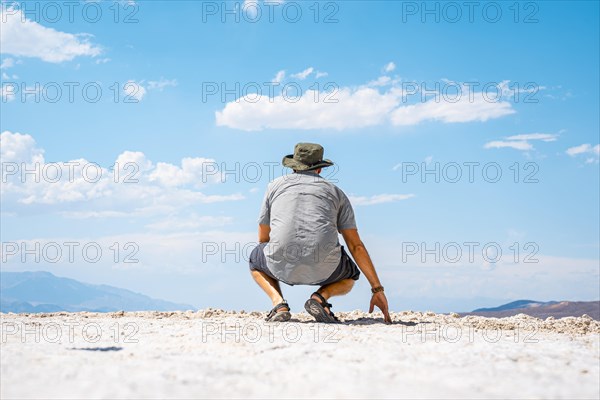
[282,155,334,171]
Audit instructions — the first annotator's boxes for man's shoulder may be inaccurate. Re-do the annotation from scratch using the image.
[269,173,343,189]
[266,173,349,198]
[267,174,289,190]
[318,178,347,197]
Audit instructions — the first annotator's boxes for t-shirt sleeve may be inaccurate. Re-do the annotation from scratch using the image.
[337,190,357,231]
[257,188,271,226]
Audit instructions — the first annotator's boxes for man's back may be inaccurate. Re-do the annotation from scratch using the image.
[250,142,391,324]
[258,170,356,285]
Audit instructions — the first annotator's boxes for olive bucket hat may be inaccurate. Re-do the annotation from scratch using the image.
[282,142,334,171]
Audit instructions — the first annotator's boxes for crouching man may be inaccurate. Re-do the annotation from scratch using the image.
[249,143,392,324]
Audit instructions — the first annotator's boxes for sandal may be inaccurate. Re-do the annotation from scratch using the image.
[304,292,340,323]
[265,301,291,322]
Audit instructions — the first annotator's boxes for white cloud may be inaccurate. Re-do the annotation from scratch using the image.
[95,58,111,64]
[0,9,101,63]
[1,131,244,217]
[119,79,175,101]
[272,70,285,83]
[566,143,599,163]
[349,193,415,206]
[216,87,400,131]
[148,78,178,91]
[149,157,221,187]
[484,132,559,152]
[566,143,599,156]
[383,62,396,73]
[315,71,328,79]
[366,76,393,87]
[115,150,153,172]
[506,133,558,142]
[390,95,515,125]
[497,80,546,98]
[0,57,15,69]
[123,80,146,101]
[291,67,314,80]
[0,131,45,163]
[216,73,517,131]
[483,140,533,151]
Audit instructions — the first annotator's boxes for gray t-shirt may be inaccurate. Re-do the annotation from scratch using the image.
[257,171,357,285]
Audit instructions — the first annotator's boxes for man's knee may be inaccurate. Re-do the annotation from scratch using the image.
[340,278,356,291]
[250,268,269,279]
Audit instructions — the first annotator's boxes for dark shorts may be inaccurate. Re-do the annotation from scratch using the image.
[249,242,361,286]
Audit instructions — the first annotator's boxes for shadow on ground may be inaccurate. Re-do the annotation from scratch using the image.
[69,346,124,352]
[287,317,420,326]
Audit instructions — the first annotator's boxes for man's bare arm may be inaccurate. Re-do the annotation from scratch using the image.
[258,224,271,243]
[340,228,381,287]
[340,228,392,323]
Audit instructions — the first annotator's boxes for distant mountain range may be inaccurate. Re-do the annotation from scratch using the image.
[0,271,195,313]
[2,272,598,319]
[462,299,600,320]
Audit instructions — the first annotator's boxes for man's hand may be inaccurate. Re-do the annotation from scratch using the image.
[369,292,392,324]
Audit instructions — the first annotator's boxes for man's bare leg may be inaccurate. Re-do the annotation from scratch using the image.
[251,270,285,306]
[313,278,355,312]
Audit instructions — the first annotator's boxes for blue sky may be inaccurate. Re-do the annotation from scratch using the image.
[1,0,599,312]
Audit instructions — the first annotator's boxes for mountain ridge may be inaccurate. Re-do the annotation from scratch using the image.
[473,299,559,312]
[0,271,195,313]
[463,299,599,320]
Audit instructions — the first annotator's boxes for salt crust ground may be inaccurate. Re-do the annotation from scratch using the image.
[1,310,599,399]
